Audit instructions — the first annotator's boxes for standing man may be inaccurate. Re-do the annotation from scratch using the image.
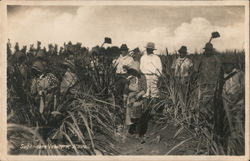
[112,44,134,124]
[195,42,222,115]
[140,42,162,98]
[172,46,193,84]
[113,44,134,75]
[139,42,162,143]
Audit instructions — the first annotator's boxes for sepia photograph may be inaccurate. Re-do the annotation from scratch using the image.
[1,0,249,160]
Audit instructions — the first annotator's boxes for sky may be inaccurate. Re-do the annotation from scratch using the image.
[7,5,245,53]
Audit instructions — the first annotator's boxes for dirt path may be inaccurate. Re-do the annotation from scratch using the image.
[114,121,199,155]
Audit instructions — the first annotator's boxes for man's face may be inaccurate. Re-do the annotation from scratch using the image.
[146,48,154,54]
[204,49,213,56]
[179,52,187,58]
[121,50,128,56]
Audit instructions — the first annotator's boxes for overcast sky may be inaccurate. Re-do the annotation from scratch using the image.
[7,5,245,53]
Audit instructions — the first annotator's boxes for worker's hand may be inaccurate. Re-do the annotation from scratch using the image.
[136,91,145,99]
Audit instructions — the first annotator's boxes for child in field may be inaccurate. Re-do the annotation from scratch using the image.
[123,61,147,142]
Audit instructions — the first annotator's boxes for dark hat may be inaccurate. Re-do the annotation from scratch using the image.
[203,43,214,50]
[120,44,129,51]
[178,46,187,54]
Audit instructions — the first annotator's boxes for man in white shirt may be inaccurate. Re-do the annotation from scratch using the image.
[172,46,193,83]
[113,44,134,75]
[140,42,162,98]
[113,44,134,125]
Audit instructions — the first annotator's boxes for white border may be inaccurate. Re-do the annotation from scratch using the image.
[0,1,249,161]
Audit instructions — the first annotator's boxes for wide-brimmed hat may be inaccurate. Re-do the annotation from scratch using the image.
[145,42,156,50]
[178,46,187,54]
[120,44,129,51]
[32,60,45,73]
[203,43,214,50]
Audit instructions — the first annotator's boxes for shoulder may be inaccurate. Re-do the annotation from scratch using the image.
[140,54,147,61]
[213,54,222,63]
[153,54,161,61]
[127,56,133,61]
[140,54,146,59]
[185,58,193,64]
[153,54,160,58]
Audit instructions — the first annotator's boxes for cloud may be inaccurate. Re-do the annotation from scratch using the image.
[7,6,245,54]
[168,17,245,53]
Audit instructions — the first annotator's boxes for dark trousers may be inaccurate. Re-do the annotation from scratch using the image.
[128,101,152,137]
[114,75,127,124]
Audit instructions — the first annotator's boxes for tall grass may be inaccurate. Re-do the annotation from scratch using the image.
[7,46,245,155]
[156,52,245,155]
[7,49,119,155]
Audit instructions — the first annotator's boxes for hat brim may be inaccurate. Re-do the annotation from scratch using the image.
[203,47,214,50]
[144,46,157,50]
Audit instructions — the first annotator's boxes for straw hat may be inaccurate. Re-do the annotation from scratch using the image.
[145,42,156,50]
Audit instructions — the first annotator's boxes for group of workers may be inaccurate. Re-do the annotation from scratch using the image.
[7,40,244,144]
[112,41,244,143]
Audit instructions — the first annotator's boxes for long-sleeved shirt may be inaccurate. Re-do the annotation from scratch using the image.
[140,53,162,75]
[112,55,134,74]
[172,57,193,78]
[194,54,222,85]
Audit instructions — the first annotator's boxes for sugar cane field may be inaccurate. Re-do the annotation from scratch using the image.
[7,39,245,155]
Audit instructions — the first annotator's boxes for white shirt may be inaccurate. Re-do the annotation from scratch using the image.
[172,57,193,78]
[113,55,134,74]
[140,53,162,75]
